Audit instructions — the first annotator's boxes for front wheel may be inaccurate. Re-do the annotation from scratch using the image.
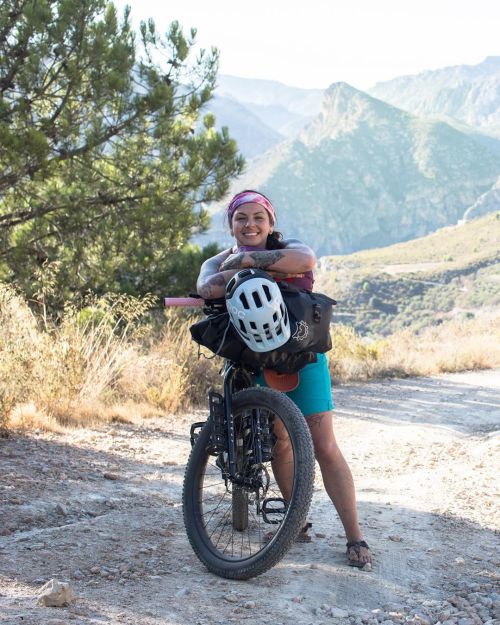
[183,388,315,580]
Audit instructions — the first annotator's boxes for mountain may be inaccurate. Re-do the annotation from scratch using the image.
[196,83,500,256]
[369,57,500,137]
[462,174,500,221]
[205,96,284,159]
[216,75,324,136]
[314,212,500,336]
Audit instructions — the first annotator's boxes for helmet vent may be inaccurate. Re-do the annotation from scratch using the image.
[249,321,257,330]
[252,291,262,308]
[239,292,249,309]
[263,284,272,301]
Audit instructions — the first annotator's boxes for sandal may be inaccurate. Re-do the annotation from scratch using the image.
[346,540,372,568]
[296,521,313,543]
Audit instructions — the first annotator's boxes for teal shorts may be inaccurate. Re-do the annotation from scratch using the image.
[254,352,334,417]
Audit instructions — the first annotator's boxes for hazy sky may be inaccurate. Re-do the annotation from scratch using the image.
[114,0,500,90]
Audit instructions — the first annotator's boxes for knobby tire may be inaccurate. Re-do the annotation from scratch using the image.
[182,387,315,580]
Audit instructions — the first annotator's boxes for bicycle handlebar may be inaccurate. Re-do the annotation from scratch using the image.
[163,297,205,307]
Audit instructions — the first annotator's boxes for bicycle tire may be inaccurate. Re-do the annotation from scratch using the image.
[183,387,315,580]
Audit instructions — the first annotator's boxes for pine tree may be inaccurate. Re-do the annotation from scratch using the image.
[0,0,243,306]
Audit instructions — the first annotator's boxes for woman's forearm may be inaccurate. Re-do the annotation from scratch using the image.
[222,249,315,273]
[196,270,238,300]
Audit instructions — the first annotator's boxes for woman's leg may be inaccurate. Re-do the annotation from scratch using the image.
[307,410,372,566]
[270,416,294,502]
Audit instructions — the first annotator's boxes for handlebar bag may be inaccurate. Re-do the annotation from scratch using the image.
[189,286,335,373]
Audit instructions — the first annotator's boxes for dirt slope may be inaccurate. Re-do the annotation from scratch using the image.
[1,371,499,625]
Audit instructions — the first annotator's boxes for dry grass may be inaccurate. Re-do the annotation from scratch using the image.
[1,280,498,434]
[328,315,500,384]
[0,284,214,433]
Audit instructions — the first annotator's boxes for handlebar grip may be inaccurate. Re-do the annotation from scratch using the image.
[163,297,205,307]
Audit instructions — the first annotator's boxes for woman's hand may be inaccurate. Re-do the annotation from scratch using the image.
[265,270,305,280]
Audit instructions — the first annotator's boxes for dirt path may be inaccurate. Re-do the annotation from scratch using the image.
[1,371,499,625]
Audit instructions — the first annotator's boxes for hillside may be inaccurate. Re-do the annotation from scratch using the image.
[197,83,500,255]
[369,56,500,138]
[205,95,284,158]
[315,212,500,336]
[217,74,324,133]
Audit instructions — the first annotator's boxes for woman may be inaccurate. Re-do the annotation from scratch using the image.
[196,190,372,568]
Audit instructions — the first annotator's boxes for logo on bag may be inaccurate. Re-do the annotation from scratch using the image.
[292,321,309,341]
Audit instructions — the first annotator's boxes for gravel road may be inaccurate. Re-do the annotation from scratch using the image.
[1,370,499,625]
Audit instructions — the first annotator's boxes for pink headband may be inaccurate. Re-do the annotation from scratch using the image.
[227,191,276,224]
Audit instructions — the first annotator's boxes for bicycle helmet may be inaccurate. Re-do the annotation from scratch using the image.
[225,269,290,352]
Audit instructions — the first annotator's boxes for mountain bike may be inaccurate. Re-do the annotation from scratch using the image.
[164,296,315,580]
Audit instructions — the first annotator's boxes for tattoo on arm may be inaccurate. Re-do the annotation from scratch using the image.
[198,273,226,299]
[220,253,245,270]
[249,250,285,269]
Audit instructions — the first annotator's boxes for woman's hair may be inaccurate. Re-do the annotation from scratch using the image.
[226,189,286,249]
[266,231,286,249]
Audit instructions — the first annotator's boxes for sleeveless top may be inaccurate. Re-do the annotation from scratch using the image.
[236,245,314,292]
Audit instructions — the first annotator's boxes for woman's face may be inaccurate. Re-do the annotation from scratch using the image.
[230,203,273,249]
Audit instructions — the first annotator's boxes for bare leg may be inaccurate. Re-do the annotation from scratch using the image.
[270,416,294,502]
[307,411,371,566]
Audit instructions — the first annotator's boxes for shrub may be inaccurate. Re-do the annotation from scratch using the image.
[2,280,499,433]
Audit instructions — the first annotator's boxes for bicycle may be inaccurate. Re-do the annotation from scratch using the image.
[164,296,316,580]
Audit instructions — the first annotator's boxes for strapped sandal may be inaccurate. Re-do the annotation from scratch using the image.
[296,521,313,543]
[346,540,372,568]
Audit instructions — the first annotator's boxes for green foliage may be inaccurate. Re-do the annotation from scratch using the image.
[0,0,244,311]
[318,213,500,337]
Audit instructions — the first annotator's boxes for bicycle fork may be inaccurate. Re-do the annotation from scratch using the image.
[206,364,263,481]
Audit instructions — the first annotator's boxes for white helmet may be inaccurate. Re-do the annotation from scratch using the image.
[225,269,290,352]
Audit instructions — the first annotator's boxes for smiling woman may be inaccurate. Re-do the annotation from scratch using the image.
[196,190,316,300]
[194,189,373,568]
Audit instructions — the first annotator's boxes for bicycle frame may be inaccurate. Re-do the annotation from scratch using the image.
[163,296,263,482]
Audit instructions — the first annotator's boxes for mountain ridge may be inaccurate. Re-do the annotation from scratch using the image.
[197,81,500,255]
[369,56,500,137]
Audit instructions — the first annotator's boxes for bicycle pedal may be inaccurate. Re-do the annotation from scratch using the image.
[261,497,288,524]
[208,390,226,452]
